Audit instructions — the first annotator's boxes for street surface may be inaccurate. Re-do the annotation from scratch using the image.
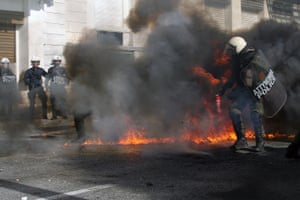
[0,119,299,200]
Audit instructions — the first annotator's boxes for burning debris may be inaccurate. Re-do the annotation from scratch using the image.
[63,0,299,146]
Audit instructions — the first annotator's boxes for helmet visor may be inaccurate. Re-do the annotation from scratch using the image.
[223,43,236,56]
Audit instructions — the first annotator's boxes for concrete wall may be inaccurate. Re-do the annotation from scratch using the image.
[65,0,88,43]
[95,0,125,32]
[94,0,135,47]
[205,0,269,32]
[23,0,90,71]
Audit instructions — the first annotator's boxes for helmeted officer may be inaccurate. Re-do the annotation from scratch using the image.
[46,55,69,119]
[24,56,48,120]
[219,36,266,152]
[0,58,17,117]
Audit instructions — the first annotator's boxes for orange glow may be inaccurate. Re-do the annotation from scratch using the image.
[62,44,294,148]
[41,133,49,137]
[192,65,220,86]
[180,113,236,144]
[64,129,294,147]
[118,127,175,145]
[181,129,237,144]
[82,138,104,145]
[63,142,70,148]
[71,102,294,147]
[214,48,230,66]
[265,132,295,140]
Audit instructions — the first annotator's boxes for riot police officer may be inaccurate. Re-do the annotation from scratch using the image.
[0,58,17,117]
[46,55,69,120]
[24,56,48,120]
[218,36,266,152]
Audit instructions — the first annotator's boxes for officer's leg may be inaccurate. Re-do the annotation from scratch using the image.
[229,97,248,149]
[0,88,4,116]
[38,87,48,119]
[60,94,68,118]
[6,100,13,120]
[55,88,68,118]
[73,112,91,142]
[0,104,4,120]
[6,91,14,119]
[28,89,36,119]
[50,94,57,119]
[74,115,85,140]
[250,99,265,152]
[0,99,4,117]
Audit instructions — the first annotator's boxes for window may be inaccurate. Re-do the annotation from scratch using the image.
[0,24,16,63]
[97,31,123,46]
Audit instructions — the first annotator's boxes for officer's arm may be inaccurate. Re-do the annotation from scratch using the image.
[218,71,235,96]
[42,69,48,77]
[23,71,30,85]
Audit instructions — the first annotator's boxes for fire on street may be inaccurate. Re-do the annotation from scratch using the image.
[0,125,299,200]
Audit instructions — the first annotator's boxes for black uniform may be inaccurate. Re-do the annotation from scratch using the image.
[24,67,48,119]
[71,81,92,142]
[46,65,69,119]
[73,110,91,142]
[220,46,265,151]
[0,66,17,117]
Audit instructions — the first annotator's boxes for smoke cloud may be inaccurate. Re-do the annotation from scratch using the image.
[126,0,180,33]
[64,0,300,142]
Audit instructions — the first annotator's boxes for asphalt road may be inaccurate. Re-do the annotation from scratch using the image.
[0,119,300,200]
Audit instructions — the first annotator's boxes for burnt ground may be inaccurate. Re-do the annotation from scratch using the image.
[0,119,300,200]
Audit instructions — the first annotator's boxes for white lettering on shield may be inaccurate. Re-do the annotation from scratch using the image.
[253,69,276,99]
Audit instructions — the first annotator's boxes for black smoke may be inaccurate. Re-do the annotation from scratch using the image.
[64,0,300,142]
[64,1,228,141]
[126,0,181,33]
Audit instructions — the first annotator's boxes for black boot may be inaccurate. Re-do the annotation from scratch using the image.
[230,109,248,150]
[231,138,248,150]
[254,140,265,152]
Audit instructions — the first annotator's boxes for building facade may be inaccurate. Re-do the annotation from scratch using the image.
[0,0,103,80]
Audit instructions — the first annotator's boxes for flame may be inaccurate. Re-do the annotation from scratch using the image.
[265,132,295,140]
[62,45,294,148]
[181,132,236,144]
[72,97,294,147]
[192,65,220,86]
[214,48,230,66]
[82,138,104,145]
[118,127,175,145]
[65,126,294,147]
[180,112,236,144]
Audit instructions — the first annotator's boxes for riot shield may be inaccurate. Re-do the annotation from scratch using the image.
[241,50,287,118]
